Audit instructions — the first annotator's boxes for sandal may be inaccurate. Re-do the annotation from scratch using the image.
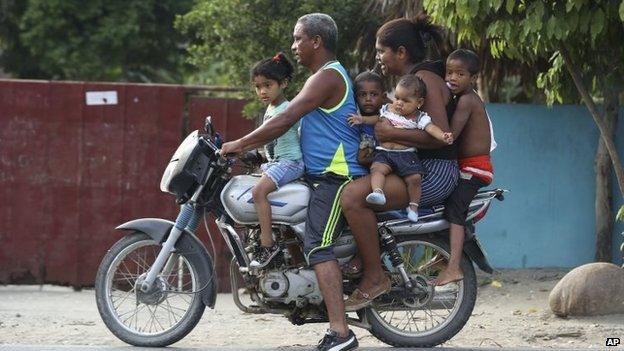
[344,276,392,312]
[417,254,447,274]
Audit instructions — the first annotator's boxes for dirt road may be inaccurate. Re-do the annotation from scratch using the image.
[0,269,621,349]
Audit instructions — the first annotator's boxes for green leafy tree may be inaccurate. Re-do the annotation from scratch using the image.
[426,0,624,261]
[361,0,549,103]
[0,0,194,82]
[176,0,384,116]
[177,0,549,115]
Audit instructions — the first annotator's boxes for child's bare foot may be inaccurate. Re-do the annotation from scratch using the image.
[432,267,463,286]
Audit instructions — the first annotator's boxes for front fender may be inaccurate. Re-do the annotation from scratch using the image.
[116,218,173,243]
[116,218,217,308]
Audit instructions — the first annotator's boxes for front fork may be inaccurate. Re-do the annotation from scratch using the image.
[139,202,203,293]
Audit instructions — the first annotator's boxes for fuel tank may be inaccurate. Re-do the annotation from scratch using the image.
[220,175,311,225]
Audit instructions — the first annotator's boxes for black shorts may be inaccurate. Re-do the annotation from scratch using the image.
[303,174,353,266]
[444,176,487,226]
[373,150,426,177]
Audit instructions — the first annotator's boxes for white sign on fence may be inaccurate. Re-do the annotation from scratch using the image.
[85,91,118,105]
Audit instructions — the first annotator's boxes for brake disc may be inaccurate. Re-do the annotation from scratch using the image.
[135,274,169,305]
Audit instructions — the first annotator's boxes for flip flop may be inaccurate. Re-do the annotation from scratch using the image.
[417,254,447,273]
[431,275,464,287]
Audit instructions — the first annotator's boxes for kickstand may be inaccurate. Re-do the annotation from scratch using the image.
[346,312,371,331]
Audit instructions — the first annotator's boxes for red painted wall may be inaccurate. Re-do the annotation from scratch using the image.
[0,79,254,292]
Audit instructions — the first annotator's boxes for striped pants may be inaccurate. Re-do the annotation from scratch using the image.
[419,159,459,207]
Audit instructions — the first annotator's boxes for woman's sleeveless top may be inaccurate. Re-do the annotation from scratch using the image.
[410,60,457,160]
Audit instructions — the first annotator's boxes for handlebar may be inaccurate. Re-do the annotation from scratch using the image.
[196,135,232,169]
[214,147,263,170]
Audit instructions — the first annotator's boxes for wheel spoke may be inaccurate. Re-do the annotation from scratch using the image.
[142,305,155,333]
[164,298,181,324]
[121,303,146,325]
[395,310,409,329]
[149,305,166,332]
[111,288,134,307]
[177,293,192,305]
[118,261,139,287]
[114,271,139,281]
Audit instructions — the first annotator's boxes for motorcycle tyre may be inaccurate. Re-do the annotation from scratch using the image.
[95,232,206,347]
[366,235,477,347]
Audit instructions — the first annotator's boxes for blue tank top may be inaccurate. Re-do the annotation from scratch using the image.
[300,61,368,177]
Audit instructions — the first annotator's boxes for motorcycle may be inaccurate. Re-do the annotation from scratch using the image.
[95,118,507,347]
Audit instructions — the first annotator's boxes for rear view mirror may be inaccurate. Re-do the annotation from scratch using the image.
[204,116,214,137]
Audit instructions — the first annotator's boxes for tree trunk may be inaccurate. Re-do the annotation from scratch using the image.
[477,43,490,102]
[559,45,624,200]
[595,89,618,262]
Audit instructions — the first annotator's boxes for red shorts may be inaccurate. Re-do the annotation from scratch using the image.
[459,155,493,185]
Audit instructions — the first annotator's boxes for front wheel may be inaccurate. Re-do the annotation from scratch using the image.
[366,235,477,347]
[95,232,206,346]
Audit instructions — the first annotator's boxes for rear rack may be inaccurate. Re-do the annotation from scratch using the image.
[380,188,509,232]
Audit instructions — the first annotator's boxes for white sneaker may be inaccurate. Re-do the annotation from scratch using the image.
[366,189,386,205]
[407,202,419,222]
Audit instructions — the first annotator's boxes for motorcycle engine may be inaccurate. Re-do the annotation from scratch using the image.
[258,269,322,305]
[259,271,289,298]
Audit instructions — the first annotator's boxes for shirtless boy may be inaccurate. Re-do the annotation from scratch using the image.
[435,49,494,286]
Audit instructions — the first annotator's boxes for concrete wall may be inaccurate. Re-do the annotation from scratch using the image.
[480,103,624,268]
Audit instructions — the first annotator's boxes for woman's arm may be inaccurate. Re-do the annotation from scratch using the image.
[375,71,450,149]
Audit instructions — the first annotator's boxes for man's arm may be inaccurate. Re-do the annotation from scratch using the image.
[221,70,341,154]
[374,71,450,149]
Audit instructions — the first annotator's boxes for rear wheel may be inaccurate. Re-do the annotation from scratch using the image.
[95,232,206,346]
[366,236,477,347]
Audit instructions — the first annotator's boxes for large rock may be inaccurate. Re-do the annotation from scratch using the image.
[549,262,624,316]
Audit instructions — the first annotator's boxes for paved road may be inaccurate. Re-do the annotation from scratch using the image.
[0,282,611,350]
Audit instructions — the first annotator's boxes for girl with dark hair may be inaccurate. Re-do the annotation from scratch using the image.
[342,16,459,311]
[251,52,295,85]
[249,52,303,268]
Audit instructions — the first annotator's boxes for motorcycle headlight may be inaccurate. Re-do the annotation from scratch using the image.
[159,131,213,202]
